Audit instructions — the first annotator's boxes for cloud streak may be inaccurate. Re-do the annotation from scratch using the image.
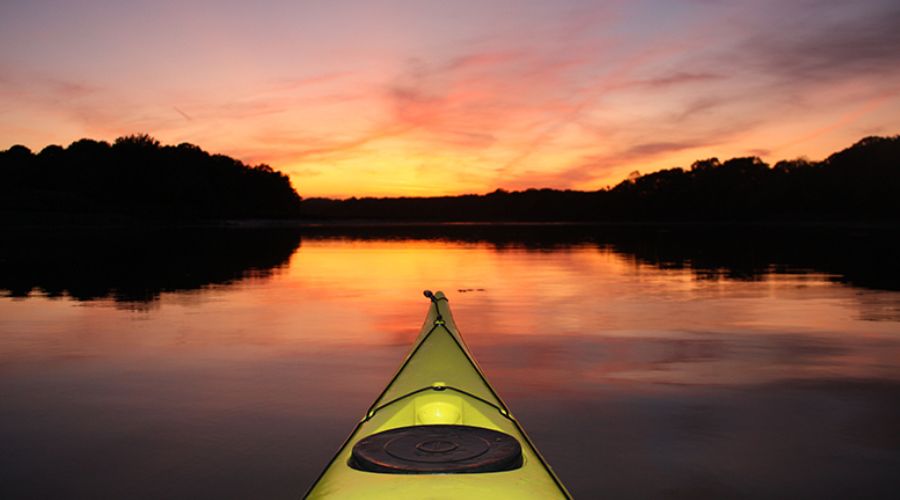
[740,2,900,84]
[1,0,899,196]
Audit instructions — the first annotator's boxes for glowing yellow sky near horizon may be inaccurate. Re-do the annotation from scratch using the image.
[2,0,899,198]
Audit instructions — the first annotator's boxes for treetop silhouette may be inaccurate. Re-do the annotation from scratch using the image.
[1,134,302,219]
[299,135,900,222]
[2,134,898,222]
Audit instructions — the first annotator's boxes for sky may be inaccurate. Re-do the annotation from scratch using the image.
[2,0,899,198]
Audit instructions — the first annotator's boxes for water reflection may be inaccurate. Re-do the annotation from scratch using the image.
[297,223,900,293]
[0,227,301,306]
[1,225,897,305]
[1,227,898,499]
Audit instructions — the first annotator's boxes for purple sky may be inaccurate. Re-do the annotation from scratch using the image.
[2,0,899,196]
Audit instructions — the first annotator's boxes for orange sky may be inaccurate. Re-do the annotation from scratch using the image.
[2,0,899,197]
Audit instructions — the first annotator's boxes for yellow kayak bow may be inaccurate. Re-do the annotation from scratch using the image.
[305,291,571,499]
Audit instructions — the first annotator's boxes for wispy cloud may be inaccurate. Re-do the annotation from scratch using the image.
[173,106,192,121]
[627,72,723,89]
[500,141,704,191]
[740,2,900,84]
[2,0,899,196]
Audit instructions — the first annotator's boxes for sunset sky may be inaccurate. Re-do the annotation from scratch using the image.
[2,0,899,197]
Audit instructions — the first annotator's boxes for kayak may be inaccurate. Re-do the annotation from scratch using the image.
[305,291,571,499]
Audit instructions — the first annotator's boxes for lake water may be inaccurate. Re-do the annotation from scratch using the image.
[1,225,898,499]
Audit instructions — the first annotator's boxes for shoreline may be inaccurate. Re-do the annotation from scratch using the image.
[1,211,898,231]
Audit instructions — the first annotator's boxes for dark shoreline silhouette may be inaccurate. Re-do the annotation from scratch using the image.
[0,134,302,221]
[300,135,900,222]
[2,134,897,223]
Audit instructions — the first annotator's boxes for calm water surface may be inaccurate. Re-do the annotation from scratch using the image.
[1,227,898,499]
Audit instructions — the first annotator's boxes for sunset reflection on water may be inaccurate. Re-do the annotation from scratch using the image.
[1,235,898,499]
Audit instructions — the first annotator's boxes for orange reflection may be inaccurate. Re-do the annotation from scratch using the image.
[2,238,898,392]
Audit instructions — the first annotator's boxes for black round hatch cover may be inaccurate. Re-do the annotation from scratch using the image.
[349,424,523,474]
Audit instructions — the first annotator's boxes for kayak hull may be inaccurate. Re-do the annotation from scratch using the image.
[305,292,570,499]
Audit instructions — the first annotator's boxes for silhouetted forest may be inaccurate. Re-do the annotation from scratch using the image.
[0,134,301,220]
[2,134,898,222]
[300,135,900,222]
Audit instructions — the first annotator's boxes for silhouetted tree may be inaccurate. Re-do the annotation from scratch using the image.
[3,133,898,223]
[0,134,302,219]
[297,134,899,222]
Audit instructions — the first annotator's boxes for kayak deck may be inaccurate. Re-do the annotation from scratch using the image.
[305,291,570,499]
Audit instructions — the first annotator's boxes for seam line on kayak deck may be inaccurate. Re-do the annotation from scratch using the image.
[365,385,513,421]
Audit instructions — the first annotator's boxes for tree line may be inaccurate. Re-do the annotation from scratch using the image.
[300,135,900,222]
[0,134,302,219]
[2,133,897,222]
